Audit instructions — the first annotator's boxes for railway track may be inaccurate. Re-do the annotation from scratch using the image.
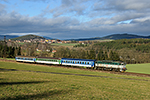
[0,59,150,77]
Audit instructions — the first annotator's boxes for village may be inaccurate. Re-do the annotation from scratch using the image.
[8,38,88,44]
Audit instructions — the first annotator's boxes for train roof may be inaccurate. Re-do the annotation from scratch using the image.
[96,60,125,64]
[62,58,96,61]
[37,57,61,60]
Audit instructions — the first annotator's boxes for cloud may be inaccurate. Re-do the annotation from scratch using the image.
[0,0,8,2]
[22,0,49,2]
[0,3,6,14]
[93,0,150,11]
[50,0,91,17]
[0,0,150,39]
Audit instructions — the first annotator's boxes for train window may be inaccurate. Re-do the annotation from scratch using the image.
[80,62,81,64]
[75,62,76,63]
[78,61,79,64]
[64,61,65,62]
[71,61,72,63]
[82,62,84,64]
[87,62,89,64]
[85,62,86,64]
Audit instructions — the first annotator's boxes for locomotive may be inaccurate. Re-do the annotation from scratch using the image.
[15,56,127,72]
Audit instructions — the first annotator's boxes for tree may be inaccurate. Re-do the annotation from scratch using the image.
[89,50,96,59]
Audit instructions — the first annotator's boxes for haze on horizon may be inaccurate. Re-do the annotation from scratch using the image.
[0,0,150,39]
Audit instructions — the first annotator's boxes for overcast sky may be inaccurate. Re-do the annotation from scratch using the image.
[0,0,150,39]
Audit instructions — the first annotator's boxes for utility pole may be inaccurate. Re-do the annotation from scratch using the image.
[4,36,6,59]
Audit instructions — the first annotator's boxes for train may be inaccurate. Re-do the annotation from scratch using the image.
[15,56,127,72]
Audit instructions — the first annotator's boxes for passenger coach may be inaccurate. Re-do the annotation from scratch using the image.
[36,57,61,65]
[15,56,36,62]
[61,58,96,68]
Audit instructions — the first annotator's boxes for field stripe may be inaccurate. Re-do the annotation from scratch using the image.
[0,68,150,81]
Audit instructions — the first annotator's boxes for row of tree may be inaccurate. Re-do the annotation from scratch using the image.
[1,38,150,64]
[0,44,21,58]
[90,38,150,64]
[93,39,150,53]
[53,47,120,61]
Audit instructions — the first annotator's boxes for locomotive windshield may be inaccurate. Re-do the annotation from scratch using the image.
[121,62,126,65]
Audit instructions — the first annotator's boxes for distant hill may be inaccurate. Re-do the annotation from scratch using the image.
[1,33,150,41]
[0,35,18,40]
[100,33,150,40]
[11,34,46,41]
[42,36,53,40]
[67,33,150,41]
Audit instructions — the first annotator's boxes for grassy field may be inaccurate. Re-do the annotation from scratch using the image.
[51,43,79,46]
[126,63,150,74]
[0,58,150,74]
[0,58,15,60]
[0,61,150,100]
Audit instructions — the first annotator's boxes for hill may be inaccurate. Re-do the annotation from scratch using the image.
[67,33,150,41]
[11,34,46,41]
[1,33,150,41]
[0,35,18,40]
[100,33,150,40]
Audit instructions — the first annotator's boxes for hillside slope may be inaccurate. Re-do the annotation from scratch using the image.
[67,33,150,41]
[11,34,45,41]
[100,33,150,40]
[0,35,18,40]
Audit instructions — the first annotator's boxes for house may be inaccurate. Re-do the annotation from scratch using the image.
[52,50,57,53]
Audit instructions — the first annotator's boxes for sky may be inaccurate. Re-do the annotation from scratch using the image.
[0,0,150,39]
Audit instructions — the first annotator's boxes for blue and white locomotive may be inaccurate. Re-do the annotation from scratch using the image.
[15,56,127,72]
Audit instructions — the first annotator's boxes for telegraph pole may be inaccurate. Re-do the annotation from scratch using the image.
[4,36,6,59]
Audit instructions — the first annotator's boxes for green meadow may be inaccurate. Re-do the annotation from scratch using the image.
[126,63,150,74]
[51,43,79,46]
[0,61,150,100]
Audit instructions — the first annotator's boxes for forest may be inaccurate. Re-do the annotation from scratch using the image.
[0,38,150,64]
[0,42,21,58]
